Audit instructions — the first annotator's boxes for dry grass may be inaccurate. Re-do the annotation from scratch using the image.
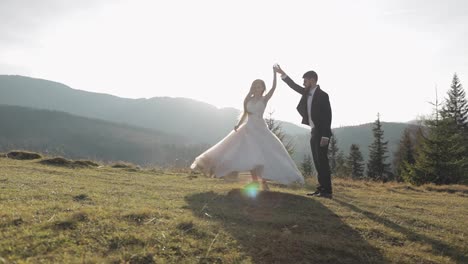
[0,157,467,263]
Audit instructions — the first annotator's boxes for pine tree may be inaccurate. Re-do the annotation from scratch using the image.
[441,73,468,131]
[440,73,468,174]
[335,150,349,177]
[347,144,364,178]
[300,154,314,178]
[265,111,295,155]
[407,91,468,185]
[393,128,416,182]
[328,134,339,175]
[367,113,391,181]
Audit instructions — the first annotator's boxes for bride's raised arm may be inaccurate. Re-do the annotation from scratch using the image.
[264,66,277,101]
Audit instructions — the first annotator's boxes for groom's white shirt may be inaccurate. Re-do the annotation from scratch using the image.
[282,74,329,141]
[307,85,318,129]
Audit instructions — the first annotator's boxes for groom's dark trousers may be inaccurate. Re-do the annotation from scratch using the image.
[282,75,333,194]
[311,128,332,194]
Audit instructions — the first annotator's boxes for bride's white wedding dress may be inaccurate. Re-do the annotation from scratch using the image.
[191,97,304,185]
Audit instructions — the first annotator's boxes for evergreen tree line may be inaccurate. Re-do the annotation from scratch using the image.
[300,73,468,185]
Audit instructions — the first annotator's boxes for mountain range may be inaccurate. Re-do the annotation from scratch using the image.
[0,75,267,144]
[0,75,414,166]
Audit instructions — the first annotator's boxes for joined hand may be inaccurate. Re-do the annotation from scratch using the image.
[273,64,285,75]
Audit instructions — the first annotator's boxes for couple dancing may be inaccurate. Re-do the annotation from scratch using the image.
[191,64,333,198]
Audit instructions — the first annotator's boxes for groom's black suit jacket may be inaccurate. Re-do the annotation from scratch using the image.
[283,76,332,138]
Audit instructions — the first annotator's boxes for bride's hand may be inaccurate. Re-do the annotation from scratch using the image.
[274,64,285,75]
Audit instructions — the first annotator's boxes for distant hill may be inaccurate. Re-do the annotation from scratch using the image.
[0,75,307,144]
[291,122,417,166]
[0,105,206,166]
[333,122,418,160]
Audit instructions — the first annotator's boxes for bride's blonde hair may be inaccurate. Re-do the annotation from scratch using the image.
[239,79,266,120]
[250,79,266,94]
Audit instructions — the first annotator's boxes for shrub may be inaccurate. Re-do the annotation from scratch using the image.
[40,157,100,168]
[111,162,138,169]
[6,151,42,160]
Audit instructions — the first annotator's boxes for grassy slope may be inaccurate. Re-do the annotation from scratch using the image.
[0,157,467,263]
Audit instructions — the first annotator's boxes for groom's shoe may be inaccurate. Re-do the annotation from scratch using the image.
[306,190,321,196]
[316,192,333,199]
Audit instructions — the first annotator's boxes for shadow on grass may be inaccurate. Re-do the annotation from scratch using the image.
[334,198,468,264]
[186,189,386,264]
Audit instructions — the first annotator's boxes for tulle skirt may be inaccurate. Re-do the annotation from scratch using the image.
[190,116,304,185]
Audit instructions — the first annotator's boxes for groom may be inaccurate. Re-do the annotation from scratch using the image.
[275,65,333,198]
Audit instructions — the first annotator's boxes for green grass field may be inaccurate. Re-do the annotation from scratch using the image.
[0,156,467,263]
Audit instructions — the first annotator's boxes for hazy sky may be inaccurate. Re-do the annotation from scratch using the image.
[1,0,467,128]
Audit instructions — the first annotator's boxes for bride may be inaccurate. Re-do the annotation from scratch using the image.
[190,65,304,190]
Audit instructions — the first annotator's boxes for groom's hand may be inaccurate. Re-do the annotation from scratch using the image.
[320,137,329,147]
[274,64,285,75]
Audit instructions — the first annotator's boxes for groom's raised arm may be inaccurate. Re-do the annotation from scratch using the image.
[281,75,305,95]
[274,64,304,95]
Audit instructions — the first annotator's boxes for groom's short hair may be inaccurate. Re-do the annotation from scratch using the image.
[303,71,318,81]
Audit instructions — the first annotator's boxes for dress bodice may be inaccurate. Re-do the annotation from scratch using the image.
[246,98,266,119]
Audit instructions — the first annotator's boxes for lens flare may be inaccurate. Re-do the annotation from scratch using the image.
[242,182,260,198]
